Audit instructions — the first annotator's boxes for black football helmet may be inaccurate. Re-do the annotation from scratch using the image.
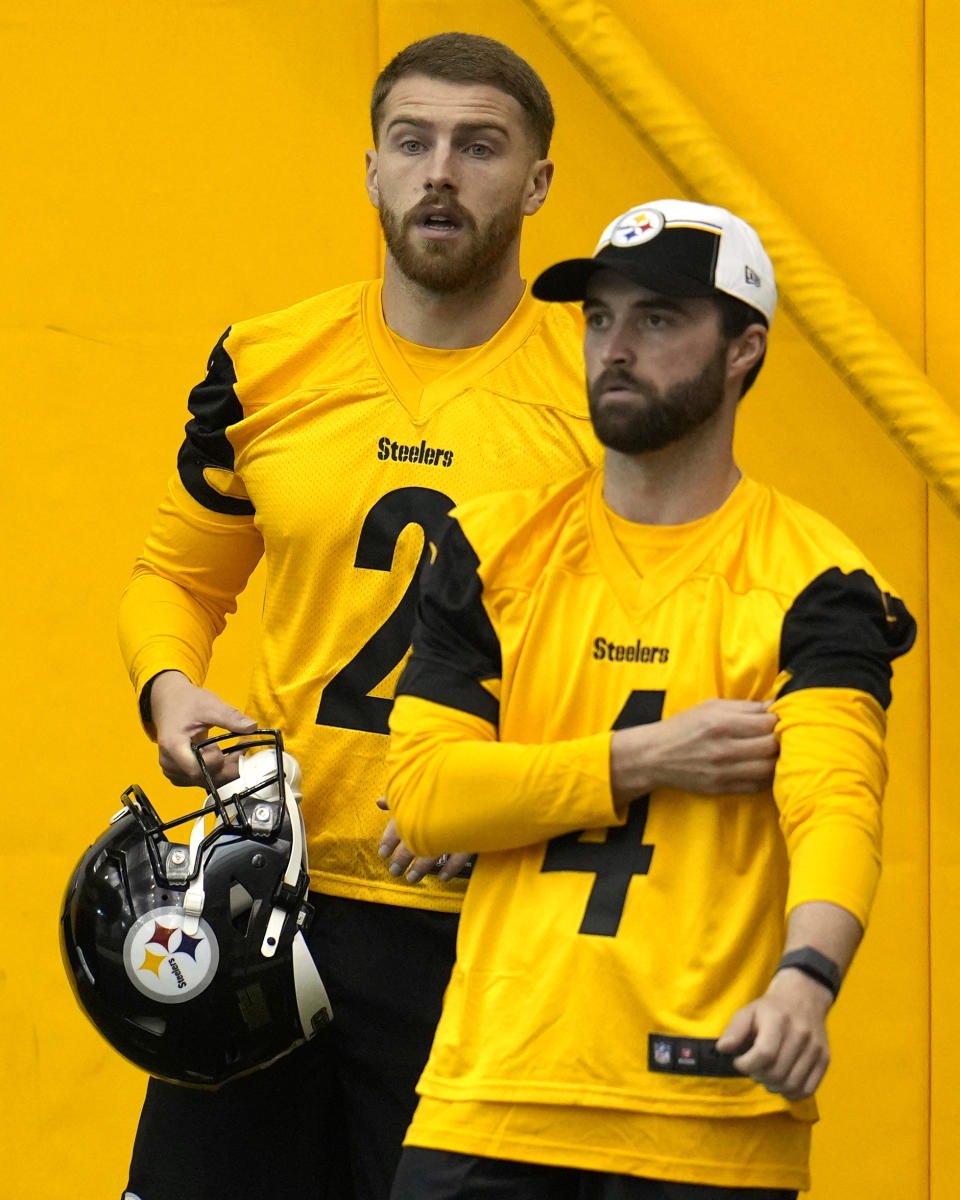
[60,729,332,1087]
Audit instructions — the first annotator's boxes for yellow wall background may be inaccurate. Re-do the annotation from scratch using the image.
[1,1,949,1195]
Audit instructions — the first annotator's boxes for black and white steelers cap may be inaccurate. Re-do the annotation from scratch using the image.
[533,199,777,325]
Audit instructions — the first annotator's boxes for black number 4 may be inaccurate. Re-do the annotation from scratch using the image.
[540,690,664,937]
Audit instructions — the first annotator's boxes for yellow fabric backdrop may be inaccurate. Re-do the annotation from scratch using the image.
[2,2,943,1196]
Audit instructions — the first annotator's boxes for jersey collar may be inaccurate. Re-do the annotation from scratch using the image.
[361,280,548,420]
[588,469,762,622]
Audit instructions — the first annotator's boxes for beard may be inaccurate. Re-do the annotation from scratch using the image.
[378,190,525,295]
[588,345,729,454]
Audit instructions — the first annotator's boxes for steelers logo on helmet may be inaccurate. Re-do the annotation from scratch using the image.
[124,905,219,1004]
[606,206,666,250]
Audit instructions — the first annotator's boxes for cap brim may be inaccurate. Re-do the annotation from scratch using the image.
[533,252,721,305]
[532,258,604,302]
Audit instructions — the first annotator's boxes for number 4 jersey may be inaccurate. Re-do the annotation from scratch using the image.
[387,468,915,1187]
[118,280,600,909]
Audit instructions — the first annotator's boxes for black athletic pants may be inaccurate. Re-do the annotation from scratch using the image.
[390,1148,799,1200]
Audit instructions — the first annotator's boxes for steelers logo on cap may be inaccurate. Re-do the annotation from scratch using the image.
[609,207,665,248]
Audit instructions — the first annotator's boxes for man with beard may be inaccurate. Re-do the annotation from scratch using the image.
[117,38,782,1198]
[385,200,916,1198]
[118,35,600,1200]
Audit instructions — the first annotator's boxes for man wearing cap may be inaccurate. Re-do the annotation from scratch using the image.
[385,199,916,1197]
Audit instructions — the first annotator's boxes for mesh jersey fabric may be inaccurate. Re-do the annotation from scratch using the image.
[118,280,600,906]
[387,468,915,1187]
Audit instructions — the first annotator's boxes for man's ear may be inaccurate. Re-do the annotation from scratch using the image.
[365,149,379,208]
[727,323,767,379]
[522,158,555,216]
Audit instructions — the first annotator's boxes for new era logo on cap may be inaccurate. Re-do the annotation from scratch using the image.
[533,199,777,325]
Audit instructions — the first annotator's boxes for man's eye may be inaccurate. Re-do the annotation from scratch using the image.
[585,312,609,329]
[465,143,492,157]
[400,139,423,153]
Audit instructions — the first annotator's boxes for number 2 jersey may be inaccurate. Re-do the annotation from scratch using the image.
[387,468,916,1188]
[117,280,600,909]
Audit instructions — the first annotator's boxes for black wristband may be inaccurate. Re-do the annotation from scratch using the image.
[139,674,159,726]
[139,669,179,726]
[776,946,842,999]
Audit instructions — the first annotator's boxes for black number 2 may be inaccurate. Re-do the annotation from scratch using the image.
[315,486,454,734]
[540,690,664,936]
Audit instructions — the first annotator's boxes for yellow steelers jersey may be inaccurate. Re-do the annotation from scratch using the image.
[118,280,600,907]
[387,468,915,1185]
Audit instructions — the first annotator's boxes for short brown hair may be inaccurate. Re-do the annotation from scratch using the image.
[371,32,554,158]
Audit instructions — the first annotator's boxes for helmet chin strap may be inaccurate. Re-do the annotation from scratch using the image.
[260,752,306,959]
[180,806,215,935]
[180,750,306,946]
